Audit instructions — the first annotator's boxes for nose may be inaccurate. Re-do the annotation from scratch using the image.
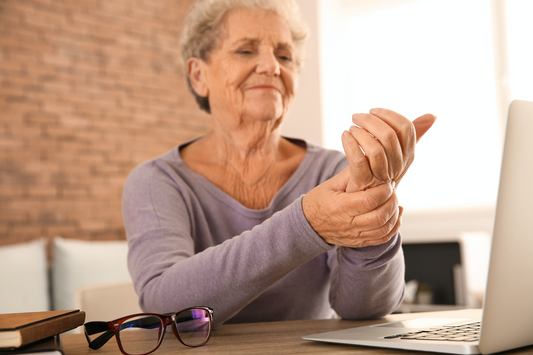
[255,50,281,76]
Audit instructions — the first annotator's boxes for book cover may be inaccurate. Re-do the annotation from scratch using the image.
[0,310,85,350]
[0,335,63,355]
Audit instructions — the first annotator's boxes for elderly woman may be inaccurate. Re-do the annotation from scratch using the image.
[123,0,435,327]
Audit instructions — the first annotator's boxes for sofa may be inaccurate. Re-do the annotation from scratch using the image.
[0,237,135,317]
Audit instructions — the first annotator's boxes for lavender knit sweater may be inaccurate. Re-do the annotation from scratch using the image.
[122,138,405,327]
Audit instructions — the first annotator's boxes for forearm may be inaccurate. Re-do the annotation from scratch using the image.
[128,197,332,327]
[329,233,405,319]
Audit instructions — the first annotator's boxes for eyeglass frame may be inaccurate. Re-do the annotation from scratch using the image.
[83,306,214,355]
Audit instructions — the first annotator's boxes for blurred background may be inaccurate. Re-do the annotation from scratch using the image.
[1,0,532,312]
[0,0,211,245]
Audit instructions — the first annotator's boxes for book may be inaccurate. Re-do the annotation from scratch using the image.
[0,310,85,350]
[0,335,63,355]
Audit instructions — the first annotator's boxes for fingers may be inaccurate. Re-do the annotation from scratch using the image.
[356,206,404,248]
[352,204,403,248]
[324,194,402,248]
[352,111,406,182]
[302,180,395,242]
[348,125,391,184]
[412,113,437,143]
[367,108,414,148]
[341,130,373,192]
[348,187,399,239]
[366,108,436,151]
[351,108,436,185]
[336,179,394,216]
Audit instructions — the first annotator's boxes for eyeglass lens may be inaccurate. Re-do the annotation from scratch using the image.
[118,316,164,355]
[175,308,211,346]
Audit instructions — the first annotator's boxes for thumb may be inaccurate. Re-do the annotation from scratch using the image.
[413,114,437,143]
[326,166,351,192]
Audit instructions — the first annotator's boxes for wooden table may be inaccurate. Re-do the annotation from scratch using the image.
[63,310,533,355]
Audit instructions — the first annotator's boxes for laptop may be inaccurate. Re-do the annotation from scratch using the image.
[303,100,533,354]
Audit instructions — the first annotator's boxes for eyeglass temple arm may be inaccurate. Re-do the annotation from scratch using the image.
[84,322,116,350]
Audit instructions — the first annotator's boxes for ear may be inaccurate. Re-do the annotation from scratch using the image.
[187,57,209,98]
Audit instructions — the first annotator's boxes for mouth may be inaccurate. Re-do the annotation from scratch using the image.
[242,79,285,93]
[245,85,282,93]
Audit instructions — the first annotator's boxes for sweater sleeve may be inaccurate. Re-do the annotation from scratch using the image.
[328,236,405,319]
[122,163,333,328]
[323,156,405,319]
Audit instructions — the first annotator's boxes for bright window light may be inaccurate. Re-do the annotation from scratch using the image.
[506,0,533,101]
[320,0,502,209]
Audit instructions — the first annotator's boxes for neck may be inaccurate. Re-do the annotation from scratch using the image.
[215,123,280,155]
[202,124,284,184]
[180,118,306,210]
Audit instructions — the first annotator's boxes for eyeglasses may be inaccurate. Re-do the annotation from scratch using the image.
[84,307,214,355]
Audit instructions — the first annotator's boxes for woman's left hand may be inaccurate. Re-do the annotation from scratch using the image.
[343,108,436,192]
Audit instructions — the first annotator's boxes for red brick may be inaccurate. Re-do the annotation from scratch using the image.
[0,0,205,246]
[43,224,78,239]
[27,185,58,198]
[0,137,24,150]
[7,224,45,239]
[0,185,24,197]
[59,187,88,198]
[0,209,28,223]
[0,35,55,54]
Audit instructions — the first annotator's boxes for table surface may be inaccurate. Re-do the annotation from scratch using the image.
[63,310,533,355]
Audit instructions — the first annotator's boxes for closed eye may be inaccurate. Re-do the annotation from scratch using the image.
[278,55,292,62]
[275,48,293,62]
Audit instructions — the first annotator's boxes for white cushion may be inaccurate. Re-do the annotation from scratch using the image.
[0,239,50,313]
[52,237,131,311]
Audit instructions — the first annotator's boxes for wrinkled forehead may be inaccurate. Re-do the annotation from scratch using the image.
[217,8,294,50]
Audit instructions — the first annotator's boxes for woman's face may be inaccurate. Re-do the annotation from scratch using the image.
[197,8,298,128]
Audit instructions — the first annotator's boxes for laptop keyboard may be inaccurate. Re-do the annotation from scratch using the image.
[385,321,481,342]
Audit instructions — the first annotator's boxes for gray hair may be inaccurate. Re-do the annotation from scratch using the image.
[179,0,309,113]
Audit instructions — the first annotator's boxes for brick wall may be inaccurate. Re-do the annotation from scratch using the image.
[0,0,211,248]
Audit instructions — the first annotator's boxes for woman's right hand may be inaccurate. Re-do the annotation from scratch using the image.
[302,170,401,248]
[301,125,402,248]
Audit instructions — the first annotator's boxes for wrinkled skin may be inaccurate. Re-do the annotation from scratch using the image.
[302,110,436,248]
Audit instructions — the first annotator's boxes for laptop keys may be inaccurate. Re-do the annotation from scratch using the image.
[385,322,481,342]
